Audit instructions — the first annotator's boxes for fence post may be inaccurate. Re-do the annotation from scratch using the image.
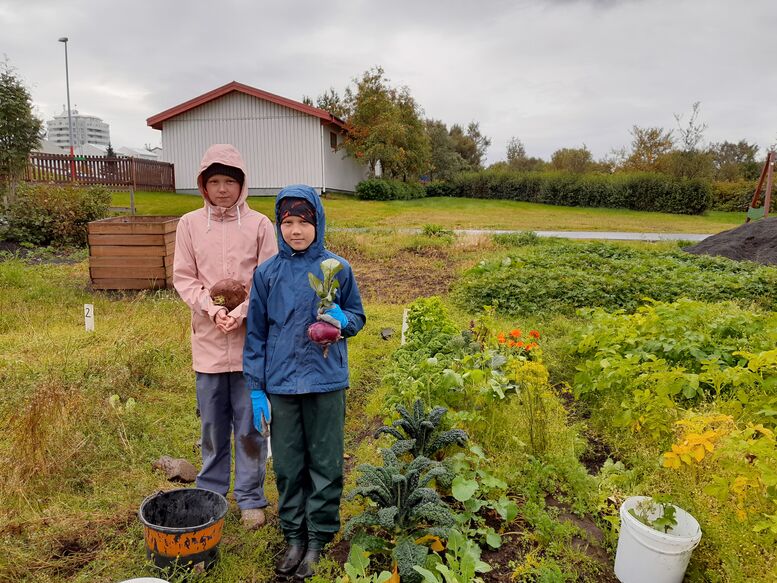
[130,157,137,215]
[130,157,137,192]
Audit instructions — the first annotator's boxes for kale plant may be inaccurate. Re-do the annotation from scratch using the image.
[375,399,468,460]
[345,445,456,583]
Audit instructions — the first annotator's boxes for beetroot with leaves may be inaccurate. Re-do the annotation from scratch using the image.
[307,258,344,357]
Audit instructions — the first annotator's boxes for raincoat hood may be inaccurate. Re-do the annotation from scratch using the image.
[275,185,325,258]
[197,144,250,212]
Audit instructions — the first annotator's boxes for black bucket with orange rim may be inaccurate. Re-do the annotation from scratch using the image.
[138,488,228,570]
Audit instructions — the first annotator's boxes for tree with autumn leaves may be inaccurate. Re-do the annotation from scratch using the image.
[312,66,430,180]
[310,66,490,181]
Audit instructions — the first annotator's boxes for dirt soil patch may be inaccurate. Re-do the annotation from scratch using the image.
[350,251,459,303]
[684,217,777,265]
[330,237,487,304]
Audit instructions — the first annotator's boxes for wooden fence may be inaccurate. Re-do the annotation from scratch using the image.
[25,152,175,192]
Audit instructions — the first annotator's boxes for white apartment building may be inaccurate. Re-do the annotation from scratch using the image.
[47,108,111,148]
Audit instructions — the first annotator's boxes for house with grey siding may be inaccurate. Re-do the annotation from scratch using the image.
[147,81,367,194]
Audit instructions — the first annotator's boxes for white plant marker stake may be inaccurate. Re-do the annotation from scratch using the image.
[401,308,409,345]
[84,304,95,332]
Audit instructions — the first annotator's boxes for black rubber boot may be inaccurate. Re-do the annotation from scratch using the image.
[293,548,322,580]
[276,544,307,576]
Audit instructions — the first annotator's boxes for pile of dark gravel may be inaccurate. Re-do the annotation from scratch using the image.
[684,217,777,266]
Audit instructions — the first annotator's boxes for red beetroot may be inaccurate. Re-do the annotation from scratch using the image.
[210,278,247,311]
[307,321,341,358]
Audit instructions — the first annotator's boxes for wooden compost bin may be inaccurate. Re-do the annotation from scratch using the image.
[88,216,179,290]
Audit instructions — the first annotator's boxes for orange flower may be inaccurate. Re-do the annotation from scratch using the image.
[516,340,525,348]
[529,330,541,340]
[525,343,533,350]
[508,340,516,347]
[510,329,522,339]
[497,333,506,344]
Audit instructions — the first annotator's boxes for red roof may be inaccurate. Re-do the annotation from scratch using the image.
[147,81,347,130]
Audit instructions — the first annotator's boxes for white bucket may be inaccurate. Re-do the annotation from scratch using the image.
[614,496,701,583]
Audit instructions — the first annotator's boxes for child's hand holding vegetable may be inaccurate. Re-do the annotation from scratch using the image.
[215,309,239,334]
[318,304,348,329]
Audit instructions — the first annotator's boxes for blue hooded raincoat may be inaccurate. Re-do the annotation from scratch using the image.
[243,185,366,395]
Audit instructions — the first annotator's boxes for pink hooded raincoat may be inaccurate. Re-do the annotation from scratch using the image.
[174,144,277,373]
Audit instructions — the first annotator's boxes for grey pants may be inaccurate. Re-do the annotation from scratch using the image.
[195,371,268,510]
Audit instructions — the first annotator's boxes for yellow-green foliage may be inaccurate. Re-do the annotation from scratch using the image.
[568,299,777,581]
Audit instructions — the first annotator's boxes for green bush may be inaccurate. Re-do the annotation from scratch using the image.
[356,178,425,201]
[454,240,777,315]
[709,180,776,213]
[424,181,453,197]
[710,180,751,212]
[443,170,711,214]
[4,183,111,246]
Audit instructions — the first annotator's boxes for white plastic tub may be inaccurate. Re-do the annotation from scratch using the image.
[614,496,702,583]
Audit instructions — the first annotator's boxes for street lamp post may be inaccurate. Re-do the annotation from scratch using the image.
[58,36,75,179]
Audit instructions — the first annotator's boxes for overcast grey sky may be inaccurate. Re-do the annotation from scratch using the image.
[2,0,775,164]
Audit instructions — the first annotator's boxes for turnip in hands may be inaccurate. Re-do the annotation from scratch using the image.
[307,258,346,357]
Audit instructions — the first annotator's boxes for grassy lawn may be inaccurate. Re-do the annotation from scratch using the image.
[112,191,743,233]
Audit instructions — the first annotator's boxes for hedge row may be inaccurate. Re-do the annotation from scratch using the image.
[427,170,711,214]
[2,182,111,246]
[357,174,775,216]
[709,180,775,213]
[355,178,425,201]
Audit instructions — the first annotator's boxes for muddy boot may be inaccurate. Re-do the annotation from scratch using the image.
[276,544,307,576]
[240,508,266,530]
[294,548,322,580]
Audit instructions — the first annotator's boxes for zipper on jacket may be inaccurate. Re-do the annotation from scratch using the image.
[220,214,232,368]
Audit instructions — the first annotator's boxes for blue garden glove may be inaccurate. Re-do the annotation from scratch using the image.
[250,389,271,436]
[318,303,348,329]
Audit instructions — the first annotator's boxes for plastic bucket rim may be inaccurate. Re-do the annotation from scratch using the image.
[620,496,701,545]
[138,487,228,535]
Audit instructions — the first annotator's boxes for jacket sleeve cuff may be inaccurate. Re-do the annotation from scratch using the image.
[245,377,264,391]
[207,301,227,321]
[340,310,361,338]
[228,300,249,326]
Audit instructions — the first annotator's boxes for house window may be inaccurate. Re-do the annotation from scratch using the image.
[330,131,338,150]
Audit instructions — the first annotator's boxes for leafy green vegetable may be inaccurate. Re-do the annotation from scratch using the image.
[375,399,468,460]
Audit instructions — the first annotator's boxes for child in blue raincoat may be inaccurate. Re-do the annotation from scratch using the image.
[244,185,366,579]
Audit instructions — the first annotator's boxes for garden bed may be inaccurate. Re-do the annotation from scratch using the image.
[1,230,775,582]
[87,216,179,290]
